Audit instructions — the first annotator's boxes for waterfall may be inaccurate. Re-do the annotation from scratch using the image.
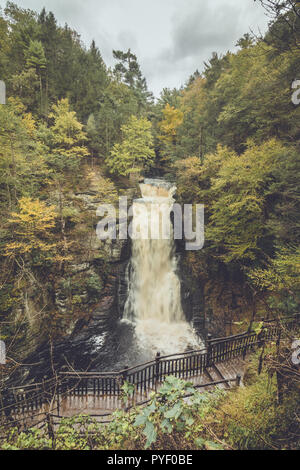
[124,179,201,355]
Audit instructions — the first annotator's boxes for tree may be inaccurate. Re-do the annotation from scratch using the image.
[158,104,184,143]
[113,49,153,111]
[38,8,58,114]
[4,197,57,260]
[158,104,183,163]
[178,76,208,160]
[0,98,48,209]
[203,140,288,264]
[107,115,155,176]
[92,79,139,158]
[255,0,300,50]
[48,98,89,172]
[86,113,98,163]
[46,98,89,271]
[1,4,111,120]
[157,88,182,109]
[25,39,46,113]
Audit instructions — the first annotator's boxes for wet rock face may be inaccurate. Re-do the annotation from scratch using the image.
[54,237,130,317]
[177,252,206,335]
[176,238,255,339]
[10,238,131,385]
[65,258,130,372]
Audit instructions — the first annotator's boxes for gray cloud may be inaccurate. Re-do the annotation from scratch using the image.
[0,0,269,96]
[163,4,241,62]
[142,0,269,93]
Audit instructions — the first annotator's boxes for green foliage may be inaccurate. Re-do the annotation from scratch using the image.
[248,246,300,294]
[47,98,89,172]
[85,274,103,300]
[0,98,49,207]
[107,115,155,176]
[2,3,109,120]
[251,322,264,335]
[175,138,300,309]
[211,353,300,450]
[121,381,135,404]
[133,376,196,448]
[0,5,130,350]
[113,48,153,112]
[0,427,52,451]
[25,39,46,71]
[4,196,57,260]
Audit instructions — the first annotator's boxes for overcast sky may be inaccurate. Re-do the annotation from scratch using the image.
[0,0,270,96]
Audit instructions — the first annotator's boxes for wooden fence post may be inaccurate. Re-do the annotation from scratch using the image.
[236,374,242,387]
[46,412,55,449]
[155,352,161,391]
[257,321,265,348]
[56,374,60,418]
[258,341,265,375]
[121,366,129,409]
[243,339,248,360]
[276,329,281,349]
[122,366,129,385]
[207,334,212,367]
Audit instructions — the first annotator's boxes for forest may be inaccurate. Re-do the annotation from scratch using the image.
[0,0,299,452]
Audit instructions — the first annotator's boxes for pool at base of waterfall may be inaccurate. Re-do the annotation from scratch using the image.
[90,317,203,372]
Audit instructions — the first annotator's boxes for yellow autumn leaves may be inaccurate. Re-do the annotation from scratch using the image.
[4,197,57,258]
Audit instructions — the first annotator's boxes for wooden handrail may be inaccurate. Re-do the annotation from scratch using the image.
[1,313,298,419]
[209,330,254,343]
[5,376,57,393]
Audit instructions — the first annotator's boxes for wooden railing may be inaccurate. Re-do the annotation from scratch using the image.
[0,377,58,428]
[0,374,243,438]
[59,314,299,397]
[1,314,299,421]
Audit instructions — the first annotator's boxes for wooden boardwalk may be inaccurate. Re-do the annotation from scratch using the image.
[58,358,245,419]
[1,358,246,428]
[1,315,298,430]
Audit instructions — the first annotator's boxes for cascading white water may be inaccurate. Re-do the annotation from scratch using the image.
[124,179,201,355]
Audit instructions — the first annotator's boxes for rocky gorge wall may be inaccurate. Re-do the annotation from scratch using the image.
[177,245,259,339]
[5,168,137,385]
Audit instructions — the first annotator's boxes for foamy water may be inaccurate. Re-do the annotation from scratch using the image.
[135,319,201,356]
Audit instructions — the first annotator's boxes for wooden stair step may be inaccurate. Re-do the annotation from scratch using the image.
[217,360,245,386]
[201,370,217,391]
[205,366,230,390]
